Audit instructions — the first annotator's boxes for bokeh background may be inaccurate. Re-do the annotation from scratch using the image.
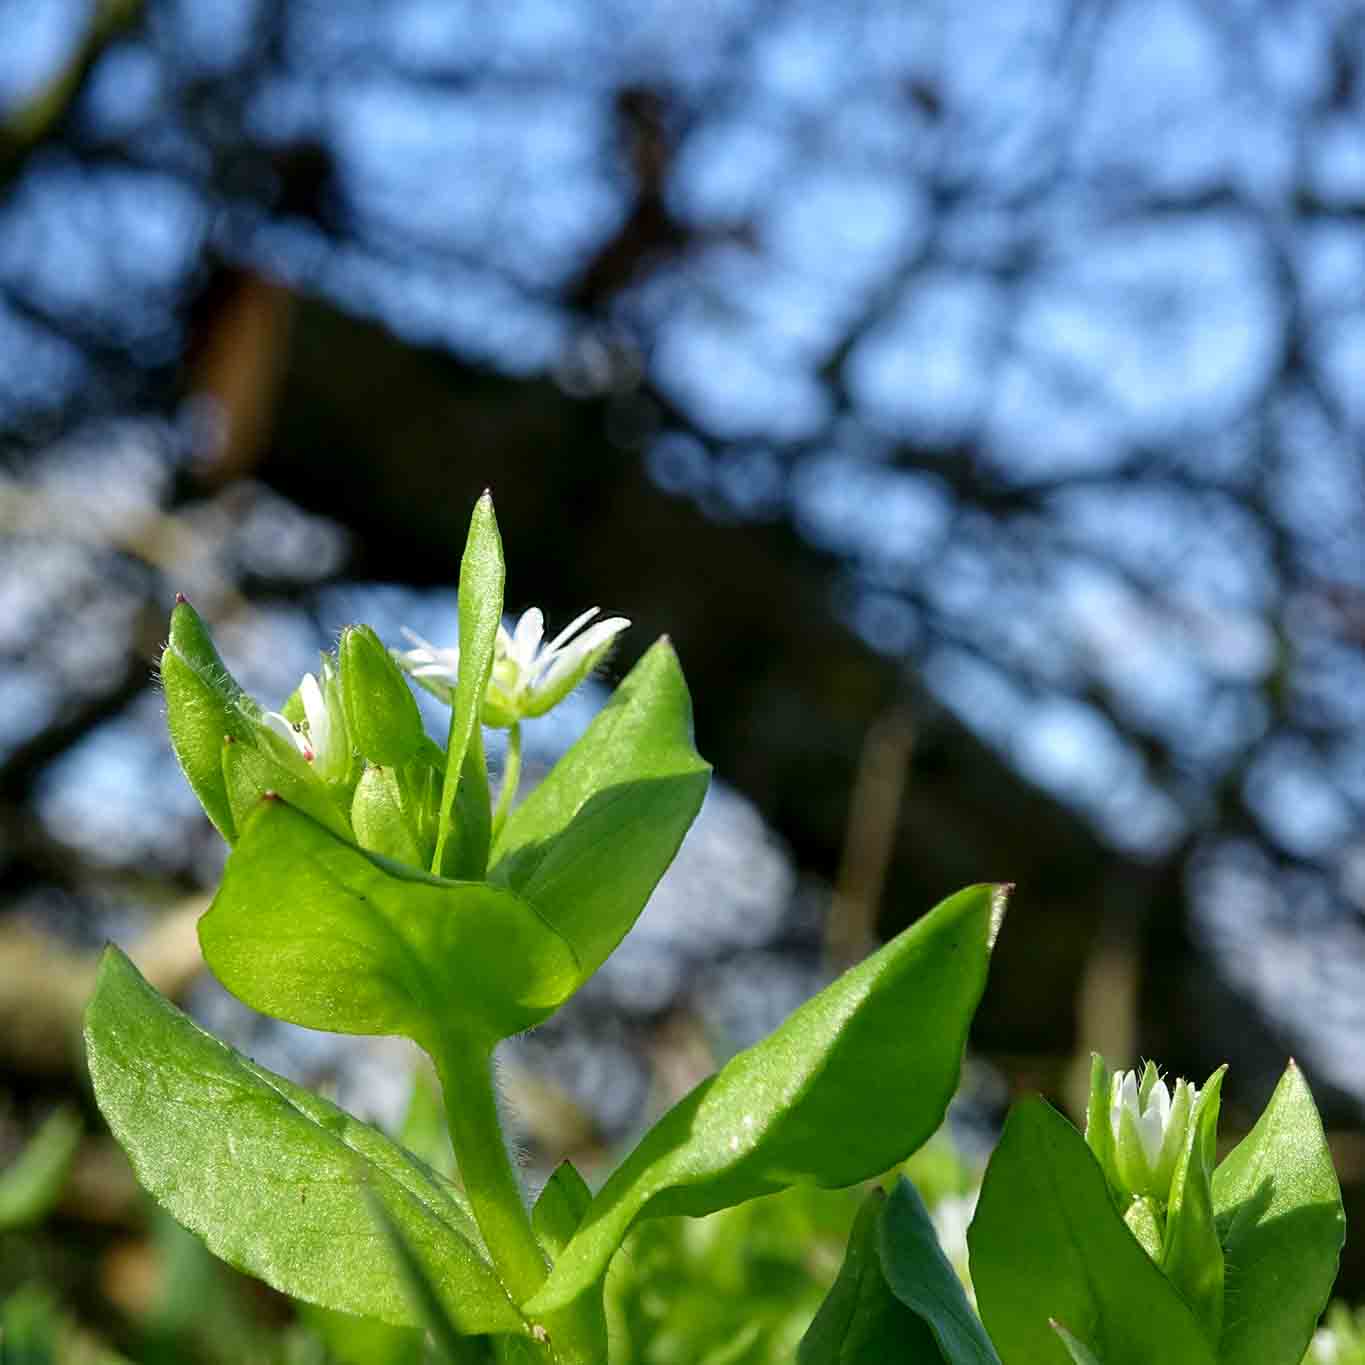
[2,0,1364,1351]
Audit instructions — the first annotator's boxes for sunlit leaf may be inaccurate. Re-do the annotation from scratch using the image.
[528,884,1006,1314]
[1212,1061,1344,1365]
[84,947,522,1334]
[199,797,579,1046]
[492,637,710,996]
[968,1099,1216,1365]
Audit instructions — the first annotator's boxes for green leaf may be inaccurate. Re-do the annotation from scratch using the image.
[1212,1061,1344,1365]
[967,1099,1216,1365]
[533,1161,594,1261]
[1050,1321,1103,1365]
[199,797,580,1046]
[161,598,259,842]
[342,624,426,767]
[434,493,503,878]
[1121,1196,1163,1262]
[798,1188,945,1363]
[0,1107,81,1230]
[491,638,711,990]
[299,1307,428,1365]
[530,1162,610,1362]
[84,947,522,1335]
[878,1177,1001,1365]
[527,884,1006,1315]
[1161,1066,1225,1344]
[363,1181,492,1363]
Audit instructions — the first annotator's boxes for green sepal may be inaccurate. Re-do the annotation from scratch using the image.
[83,946,521,1335]
[342,625,425,767]
[1160,1066,1224,1344]
[968,1098,1216,1365]
[433,493,502,876]
[221,727,353,844]
[1084,1054,1123,1209]
[1122,1196,1163,1261]
[527,884,1007,1315]
[161,598,259,842]
[352,765,425,868]
[492,638,711,992]
[1212,1061,1344,1365]
[199,797,580,1048]
[798,1187,944,1362]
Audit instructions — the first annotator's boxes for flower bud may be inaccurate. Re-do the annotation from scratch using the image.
[1109,1062,1197,1203]
[161,597,257,843]
[340,625,425,766]
[351,765,426,868]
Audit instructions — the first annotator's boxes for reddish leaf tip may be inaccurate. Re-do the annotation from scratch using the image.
[175,591,189,605]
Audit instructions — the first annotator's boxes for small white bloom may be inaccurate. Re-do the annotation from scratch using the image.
[395,606,629,725]
[262,669,340,772]
[1109,1066,1197,1201]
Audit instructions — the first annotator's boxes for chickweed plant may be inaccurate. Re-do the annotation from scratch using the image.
[83,494,1345,1364]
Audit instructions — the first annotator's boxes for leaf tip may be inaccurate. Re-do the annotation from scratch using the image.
[988,883,1011,948]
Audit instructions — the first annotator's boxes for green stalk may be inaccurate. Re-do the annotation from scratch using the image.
[491,721,522,844]
[435,1033,605,1363]
[435,1031,546,1307]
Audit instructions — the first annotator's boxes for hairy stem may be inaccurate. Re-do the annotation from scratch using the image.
[491,721,522,844]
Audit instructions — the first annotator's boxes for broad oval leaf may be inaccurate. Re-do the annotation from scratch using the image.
[527,884,1006,1314]
[798,1187,944,1363]
[84,947,522,1335]
[967,1099,1217,1365]
[491,638,710,996]
[1212,1061,1344,1365]
[879,1178,1001,1365]
[199,798,580,1047]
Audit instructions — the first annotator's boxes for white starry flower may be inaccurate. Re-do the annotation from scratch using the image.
[395,606,629,726]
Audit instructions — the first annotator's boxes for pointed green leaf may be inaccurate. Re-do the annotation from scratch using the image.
[533,1161,594,1261]
[161,599,259,842]
[798,1188,945,1363]
[84,947,521,1334]
[879,1177,1001,1364]
[434,493,503,877]
[199,798,579,1046]
[342,625,426,767]
[1050,1321,1103,1365]
[491,638,711,989]
[967,1099,1216,1365]
[1161,1067,1225,1344]
[527,884,1006,1314]
[0,1107,81,1230]
[1212,1062,1344,1365]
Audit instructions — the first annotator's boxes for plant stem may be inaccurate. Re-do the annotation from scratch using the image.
[491,721,522,843]
[436,1031,547,1307]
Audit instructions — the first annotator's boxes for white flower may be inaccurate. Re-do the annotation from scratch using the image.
[1109,1067,1197,1201]
[262,669,340,772]
[396,606,629,725]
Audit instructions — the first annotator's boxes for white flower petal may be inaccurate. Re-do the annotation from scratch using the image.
[263,709,312,761]
[511,608,545,672]
[542,605,601,659]
[536,616,630,692]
